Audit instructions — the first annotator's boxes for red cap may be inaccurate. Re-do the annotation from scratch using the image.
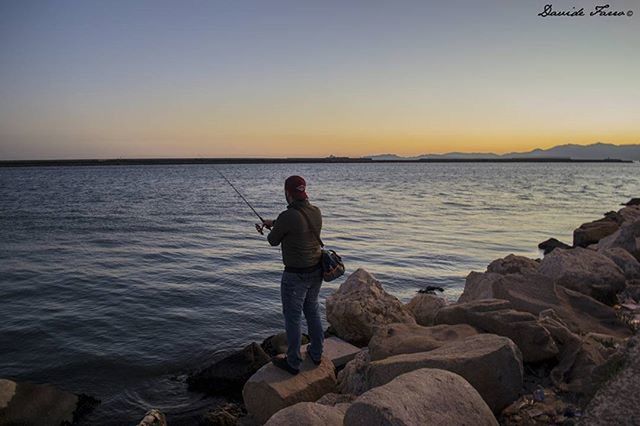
[285,175,308,200]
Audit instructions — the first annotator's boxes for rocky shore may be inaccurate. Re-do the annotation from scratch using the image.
[2,198,639,425]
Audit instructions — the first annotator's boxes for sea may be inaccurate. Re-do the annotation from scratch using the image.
[0,162,638,424]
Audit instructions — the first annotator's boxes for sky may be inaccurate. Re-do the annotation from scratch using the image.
[0,0,638,159]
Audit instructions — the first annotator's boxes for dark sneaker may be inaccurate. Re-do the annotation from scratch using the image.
[271,357,299,375]
[306,346,321,366]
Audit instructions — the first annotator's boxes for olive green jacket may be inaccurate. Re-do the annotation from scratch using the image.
[267,199,322,268]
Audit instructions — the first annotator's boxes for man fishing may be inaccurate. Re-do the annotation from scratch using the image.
[256,175,324,375]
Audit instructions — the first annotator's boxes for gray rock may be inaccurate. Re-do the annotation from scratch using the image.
[188,342,270,398]
[264,402,345,426]
[598,220,640,261]
[368,322,478,361]
[316,392,356,406]
[573,218,620,247]
[326,268,415,346]
[601,247,640,280]
[539,247,626,304]
[582,334,640,425]
[366,334,523,413]
[487,254,539,275]
[343,368,498,426]
[405,293,447,326]
[0,378,97,426]
[434,299,558,362]
[336,350,370,395]
[242,355,336,424]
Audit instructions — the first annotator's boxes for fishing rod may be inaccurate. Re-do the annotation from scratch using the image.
[216,169,270,234]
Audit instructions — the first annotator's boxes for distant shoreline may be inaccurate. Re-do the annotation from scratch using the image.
[0,157,634,168]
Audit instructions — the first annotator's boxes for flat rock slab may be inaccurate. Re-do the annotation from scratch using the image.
[265,402,345,426]
[242,356,337,424]
[344,368,498,426]
[0,378,79,426]
[366,334,523,413]
[368,322,478,361]
[302,336,360,369]
[434,299,558,363]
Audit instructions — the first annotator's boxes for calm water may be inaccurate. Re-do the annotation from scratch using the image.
[0,162,638,424]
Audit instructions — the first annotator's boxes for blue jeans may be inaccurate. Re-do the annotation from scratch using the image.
[281,268,324,370]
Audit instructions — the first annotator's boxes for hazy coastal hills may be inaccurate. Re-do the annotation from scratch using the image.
[368,143,640,161]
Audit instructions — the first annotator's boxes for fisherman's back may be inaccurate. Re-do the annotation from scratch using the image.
[267,199,322,269]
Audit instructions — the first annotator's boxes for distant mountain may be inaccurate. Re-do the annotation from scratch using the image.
[366,143,640,161]
[502,143,640,160]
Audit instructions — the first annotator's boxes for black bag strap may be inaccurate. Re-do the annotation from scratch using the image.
[292,205,324,248]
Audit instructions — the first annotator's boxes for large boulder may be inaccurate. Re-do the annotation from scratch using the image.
[264,402,345,426]
[573,218,620,247]
[539,247,626,304]
[598,220,640,261]
[459,271,631,338]
[405,293,447,326]
[242,355,337,424]
[434,299,558,363]
[187,342,270,398]
[582,334,640,425]
[325,268,415,346]
[487,254,539,275]
[366,334,523,413]
[368,322,478,361]
[601,247,640,280]
[0,379,98,425]
[343,368,497,426]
